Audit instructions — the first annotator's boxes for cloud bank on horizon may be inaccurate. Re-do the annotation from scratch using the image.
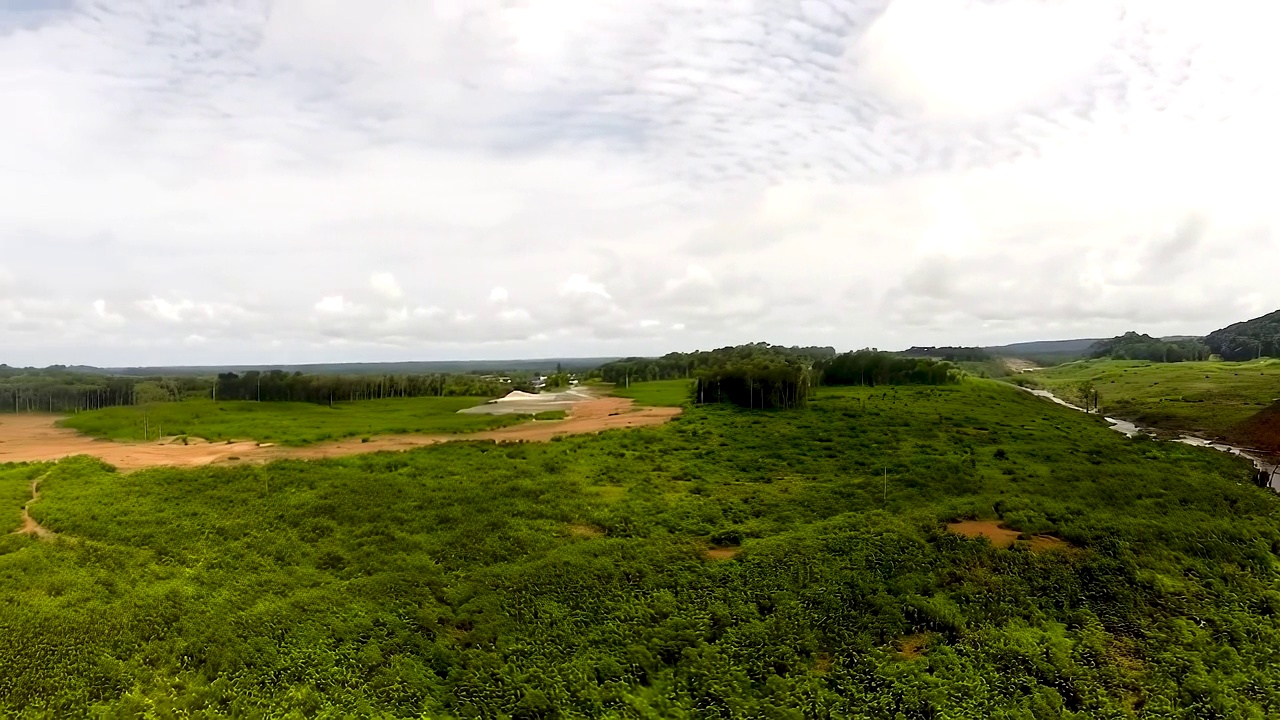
[1,0,1276,366]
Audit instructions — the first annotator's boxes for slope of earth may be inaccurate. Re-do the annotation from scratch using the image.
[1026,358,1280,443]
[3,380,1279,717]
[0,398,679,471]
[1233,400,1280,453]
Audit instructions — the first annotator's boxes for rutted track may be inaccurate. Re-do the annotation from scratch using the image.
[0,397,680,472]
[15,472,53,539]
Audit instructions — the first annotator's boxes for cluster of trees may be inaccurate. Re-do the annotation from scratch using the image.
[681,346,959,410]
[599,343,836,385]
[1205,309,1280,361]
[693,360,814,409]
[818,350,960,387]
[213,371,518,404]
[1087,332,1211,362]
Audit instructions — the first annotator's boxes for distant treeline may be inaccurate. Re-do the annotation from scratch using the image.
[902,346,992,362]
[1087,332,1211,362]
[0,365,523,414]
[599,343,837,385]
[0,368,206,414]
[214,370,516,404]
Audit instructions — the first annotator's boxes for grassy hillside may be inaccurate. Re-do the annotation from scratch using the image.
[4,380,1279,716]
[1028,359,1280,441]
[608,379,692,407]
[59,397,529,446]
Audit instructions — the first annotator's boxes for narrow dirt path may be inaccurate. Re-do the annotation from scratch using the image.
[15,472,54,539]
[0,398,681,473]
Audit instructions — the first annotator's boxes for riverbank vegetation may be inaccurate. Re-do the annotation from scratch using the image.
[57,397,529,446]
[4,379,1279,716]
[1025,359,1280,444]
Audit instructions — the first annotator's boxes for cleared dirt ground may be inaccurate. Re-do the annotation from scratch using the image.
[0,397,680,472]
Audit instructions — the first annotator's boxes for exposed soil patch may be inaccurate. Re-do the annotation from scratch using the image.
[896,633,930,659]
[705,546,741,561]
[15,473,54,539]
[947,520,1021,548]
[946,520,1072,553]
[568,523,604,538]
[0,398,681,472]
[1002,358,1041,373]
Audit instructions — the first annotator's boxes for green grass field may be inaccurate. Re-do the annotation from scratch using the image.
[607,378,692,407]
[58,397,531,446]
[5,380,1280,716]
[1026,358,1280,440]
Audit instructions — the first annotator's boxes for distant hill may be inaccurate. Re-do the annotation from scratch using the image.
[1086,332,1210,362]
[1205,309,1280,361]
[15,358,621,377]
[983,339,1103,361]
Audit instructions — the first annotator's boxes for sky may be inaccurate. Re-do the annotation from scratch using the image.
[1,0,1277,367]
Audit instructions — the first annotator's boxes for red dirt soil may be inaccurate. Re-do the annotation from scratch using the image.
[0,397,680,473]
[946,520,1070,552]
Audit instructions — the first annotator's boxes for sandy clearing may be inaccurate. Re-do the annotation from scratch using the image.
[0,397,680,472]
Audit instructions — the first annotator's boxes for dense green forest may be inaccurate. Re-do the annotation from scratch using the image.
[0,367,520,415]
[599,344,836,385]
[1205,309,1280,361]
[817,350,959,387]
[4,380,1279,716]
[0,368,183,414]
[693,360,814,409]
[214,370,515,404]
[1087,333,1211,363]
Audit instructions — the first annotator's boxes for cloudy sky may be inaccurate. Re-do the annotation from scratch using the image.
[2,0,1277,366]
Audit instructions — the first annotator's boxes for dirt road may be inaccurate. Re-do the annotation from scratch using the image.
[0,397,680,472]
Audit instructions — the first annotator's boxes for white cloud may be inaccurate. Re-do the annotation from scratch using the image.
[0,0,1276,365]
[92,299,125,324]
[315,296,346,314]
[369,272,403,300]
[559,274,611,300]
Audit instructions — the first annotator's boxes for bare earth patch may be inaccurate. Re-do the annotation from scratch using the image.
[568,523,604,538]
[705,546,741,561]
[14,473,54,540]
[947,520,1021,547]
[947,520,1072,553]
[0,397,681,472]
[896,633,930,659]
